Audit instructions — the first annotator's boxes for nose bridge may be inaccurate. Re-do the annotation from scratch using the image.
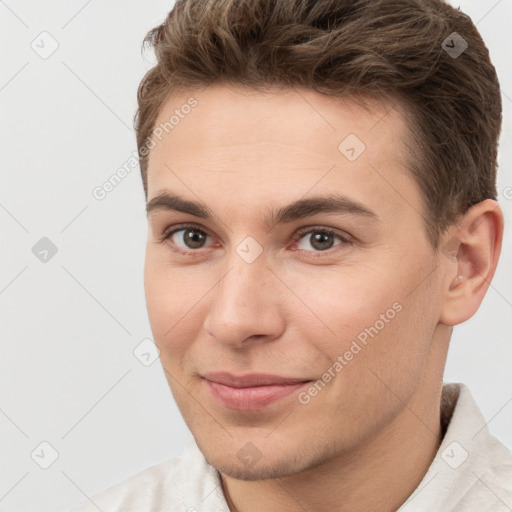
[214,244,270,310]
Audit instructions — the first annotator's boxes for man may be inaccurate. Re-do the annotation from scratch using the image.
[68,0,512,510]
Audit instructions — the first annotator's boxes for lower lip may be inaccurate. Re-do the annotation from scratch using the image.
[205,380,310,411]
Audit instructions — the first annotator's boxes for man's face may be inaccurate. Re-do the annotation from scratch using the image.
[144,84,446,480]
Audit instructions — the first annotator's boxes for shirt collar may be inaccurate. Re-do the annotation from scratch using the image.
[398,382,512,511]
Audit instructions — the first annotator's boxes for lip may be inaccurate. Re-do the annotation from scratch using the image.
[202,372,312,411]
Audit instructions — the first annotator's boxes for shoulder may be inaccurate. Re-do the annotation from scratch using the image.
[455,435,512,510]
[66,456,185,511]
[64,438,226,512]
[400,383,512,512]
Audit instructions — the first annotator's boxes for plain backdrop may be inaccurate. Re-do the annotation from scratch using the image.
[0,1,511,511]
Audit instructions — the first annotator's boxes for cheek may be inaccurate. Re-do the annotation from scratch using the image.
[292,261,431,383]
[144,254,199,359]
[293,273,436,432]
[290,265,400,343]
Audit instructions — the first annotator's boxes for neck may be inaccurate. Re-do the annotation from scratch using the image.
[221,328,449,512]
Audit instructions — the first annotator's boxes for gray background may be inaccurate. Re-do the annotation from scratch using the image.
[1,1,511,511]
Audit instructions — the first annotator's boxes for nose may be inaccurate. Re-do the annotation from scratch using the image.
[202,249,285,349]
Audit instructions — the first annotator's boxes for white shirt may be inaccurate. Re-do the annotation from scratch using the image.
[66,383,512,511]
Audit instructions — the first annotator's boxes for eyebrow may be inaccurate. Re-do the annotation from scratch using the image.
[146,191,378,229]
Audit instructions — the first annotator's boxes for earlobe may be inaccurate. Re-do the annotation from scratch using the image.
[439,199,504,326]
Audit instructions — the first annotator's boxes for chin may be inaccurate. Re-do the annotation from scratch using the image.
[197,436,332,482]
[208,456,303,481]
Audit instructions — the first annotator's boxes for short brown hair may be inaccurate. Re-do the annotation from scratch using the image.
[135,0,502,248]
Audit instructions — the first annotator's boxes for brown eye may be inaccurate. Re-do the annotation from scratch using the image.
[161,224,213,253]
[306,231,336,251]
[177,228,208,249]
[295,228,347,252]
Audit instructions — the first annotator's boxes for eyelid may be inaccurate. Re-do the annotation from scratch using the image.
[294,225,353,243]
[158,222,211,244]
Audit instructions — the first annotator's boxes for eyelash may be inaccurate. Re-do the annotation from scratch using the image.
[158,222,353,258]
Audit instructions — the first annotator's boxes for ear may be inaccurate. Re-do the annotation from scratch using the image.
[439,199,504,326]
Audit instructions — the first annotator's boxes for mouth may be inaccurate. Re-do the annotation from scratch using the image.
[202,372,313,412]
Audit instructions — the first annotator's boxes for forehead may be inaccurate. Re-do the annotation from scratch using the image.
[146,84,421,227]
[151,84,409,157]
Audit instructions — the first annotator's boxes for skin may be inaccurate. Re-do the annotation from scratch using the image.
[143,83,503,512]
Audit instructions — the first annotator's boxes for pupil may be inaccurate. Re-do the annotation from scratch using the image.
[312,232,333,250]
[185,229,205,249]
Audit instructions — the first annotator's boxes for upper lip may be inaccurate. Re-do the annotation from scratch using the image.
[202,372,311,388]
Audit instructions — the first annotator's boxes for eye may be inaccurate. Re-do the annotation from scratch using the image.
[160,223,213,254]
[158,223,352,257]
[293,227,351,255]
